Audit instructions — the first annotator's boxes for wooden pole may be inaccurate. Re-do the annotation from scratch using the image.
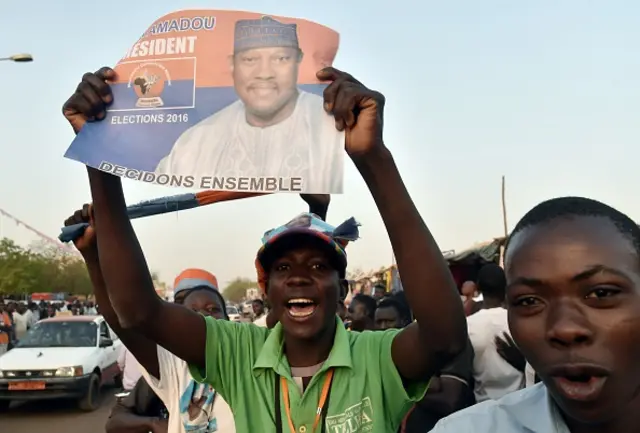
[501,175,508,237]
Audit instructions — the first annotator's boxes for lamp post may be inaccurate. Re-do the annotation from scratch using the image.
[0,53,33,62]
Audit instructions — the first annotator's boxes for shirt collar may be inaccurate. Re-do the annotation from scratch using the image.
[505,383,571,432]
[547,388,571,432]
[252,316,353,378]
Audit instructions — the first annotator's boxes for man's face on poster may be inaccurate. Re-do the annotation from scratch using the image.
[232,46,302,122]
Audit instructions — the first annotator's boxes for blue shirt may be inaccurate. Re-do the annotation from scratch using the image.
[429,383,570,432]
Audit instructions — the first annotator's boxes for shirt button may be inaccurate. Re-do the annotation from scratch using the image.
[299,426,307,433]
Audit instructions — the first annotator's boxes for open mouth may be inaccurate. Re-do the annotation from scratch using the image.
[549,365,609,402]
[285,298,317,319]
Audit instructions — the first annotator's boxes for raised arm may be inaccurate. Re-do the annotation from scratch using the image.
[64,204,162,378]
[318,67,467,381]
[300,194,330,221]
[62,68,206,369]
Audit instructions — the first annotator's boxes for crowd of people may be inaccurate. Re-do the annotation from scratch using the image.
[0,61,635,433]
[325,263,529,431]
[0,299,98,355]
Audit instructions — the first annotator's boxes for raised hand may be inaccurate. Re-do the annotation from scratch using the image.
[495,331,527,373]
[63,204,96,256]
[317,67,386,159]
[62,67,115,134]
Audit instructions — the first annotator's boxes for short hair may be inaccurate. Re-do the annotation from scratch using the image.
[252,299,264,306]
[506,196,640,256]
[352,294,377,319]
[476,263,506,300]
[376,297,412,324]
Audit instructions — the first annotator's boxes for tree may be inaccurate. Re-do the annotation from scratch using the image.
[0,238,91,295]
[222,277,257,303]
[0,238,42,295]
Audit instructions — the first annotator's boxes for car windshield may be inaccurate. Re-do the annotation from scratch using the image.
[227,306,238,315]
[16,321,97,348]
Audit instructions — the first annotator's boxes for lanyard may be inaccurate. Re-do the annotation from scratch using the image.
[275,369,334,433]
[400,404,416,433]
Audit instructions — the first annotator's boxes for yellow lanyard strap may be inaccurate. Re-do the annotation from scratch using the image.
[281,369,334,433]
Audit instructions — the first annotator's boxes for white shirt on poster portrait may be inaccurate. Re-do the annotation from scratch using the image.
[155,91,344,194]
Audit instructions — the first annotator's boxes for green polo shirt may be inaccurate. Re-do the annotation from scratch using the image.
[189,316,428,432]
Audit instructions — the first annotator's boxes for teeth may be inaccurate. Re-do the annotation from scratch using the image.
[289,306,316,317]
[288,298,314,305]
[286,298,316,318]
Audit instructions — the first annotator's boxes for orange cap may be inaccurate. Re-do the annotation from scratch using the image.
[173,268,219,295]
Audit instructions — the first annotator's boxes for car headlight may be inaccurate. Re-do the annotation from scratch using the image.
[55,366,83,377]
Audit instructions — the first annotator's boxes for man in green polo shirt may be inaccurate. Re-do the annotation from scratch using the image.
[62,65,468,432]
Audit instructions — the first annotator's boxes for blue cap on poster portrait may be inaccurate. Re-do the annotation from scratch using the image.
[234,16,300,54]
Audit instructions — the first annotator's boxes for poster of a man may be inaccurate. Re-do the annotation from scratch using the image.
[64,11,342,194]
[155,16,344,193]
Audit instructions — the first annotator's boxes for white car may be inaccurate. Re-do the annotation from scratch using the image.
[227,305,241,322]
[0,315,122,412]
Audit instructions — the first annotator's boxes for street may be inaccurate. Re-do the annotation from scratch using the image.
[0,388,114,432]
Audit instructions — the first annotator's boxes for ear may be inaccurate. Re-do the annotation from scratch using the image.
[339,279,349,301]
[228,55,235,74]
[265,282,274,304]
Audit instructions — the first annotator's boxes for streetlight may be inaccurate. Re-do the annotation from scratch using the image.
[0,53,33,62]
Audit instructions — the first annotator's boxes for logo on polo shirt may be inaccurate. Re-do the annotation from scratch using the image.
[324,397,374,433]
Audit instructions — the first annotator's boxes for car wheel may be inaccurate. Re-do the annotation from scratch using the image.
[0,399,10,412]
[78,373,101,412]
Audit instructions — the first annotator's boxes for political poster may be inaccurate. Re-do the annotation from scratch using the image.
[64,10,344,194]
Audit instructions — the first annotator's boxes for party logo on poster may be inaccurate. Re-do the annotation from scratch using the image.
[129,62,170,108]
[110,57,197,112]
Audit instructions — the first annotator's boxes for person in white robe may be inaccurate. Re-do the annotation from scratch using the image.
[155,16,343,193]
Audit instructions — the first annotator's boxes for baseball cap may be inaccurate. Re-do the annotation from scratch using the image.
[173,268,219,297]
[255,213,360,292]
